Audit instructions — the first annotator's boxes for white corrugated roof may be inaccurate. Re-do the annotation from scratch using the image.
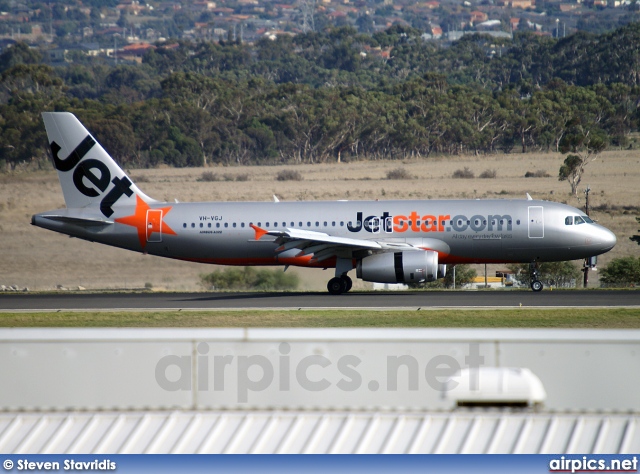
[1,410,638,454]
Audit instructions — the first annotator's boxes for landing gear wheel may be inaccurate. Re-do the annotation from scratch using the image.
[341,275,353,293]
[327,277,347,295]
[529,262,543,292]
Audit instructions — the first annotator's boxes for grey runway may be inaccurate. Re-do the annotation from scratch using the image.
[0,290,638,311]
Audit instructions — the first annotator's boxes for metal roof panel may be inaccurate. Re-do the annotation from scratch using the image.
[1,410,639,454]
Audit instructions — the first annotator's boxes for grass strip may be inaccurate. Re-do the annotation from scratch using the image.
[0,308,639,328]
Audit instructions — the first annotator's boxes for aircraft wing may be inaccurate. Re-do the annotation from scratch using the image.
[251,225,417,262]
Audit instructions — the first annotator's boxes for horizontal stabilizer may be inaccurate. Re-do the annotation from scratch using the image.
[33,215,114,227]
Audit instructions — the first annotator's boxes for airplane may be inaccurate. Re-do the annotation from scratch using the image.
[32,112,617,294]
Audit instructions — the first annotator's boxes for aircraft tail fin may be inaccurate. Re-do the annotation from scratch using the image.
[42,112,155,216]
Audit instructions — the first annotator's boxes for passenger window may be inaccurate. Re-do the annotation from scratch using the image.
[200,223,203,228]
[191,223,195,228]
[565,216,573,225]
[324,221,327,226]
[316,222,319,227]
[224,223,228,228]
[208,223,211,228]
[183,223,187,228]
[266,222,270,227]
[340,221,344,226]
[307,222,311,227]
[241,223,245,228]
[233,223,236,228]
[216,223,220,228]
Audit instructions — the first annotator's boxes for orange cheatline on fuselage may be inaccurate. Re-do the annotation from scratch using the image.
[177,255,338,268]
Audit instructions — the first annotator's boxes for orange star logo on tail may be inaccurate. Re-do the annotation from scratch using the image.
[115,195,176,249]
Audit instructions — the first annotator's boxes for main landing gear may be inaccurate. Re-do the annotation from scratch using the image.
[529,262,543,292]
[327,275,352,295]
[327,258,354,295]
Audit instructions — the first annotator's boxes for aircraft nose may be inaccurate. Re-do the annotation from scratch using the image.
[592,226,617,252]
[602,227,617,251]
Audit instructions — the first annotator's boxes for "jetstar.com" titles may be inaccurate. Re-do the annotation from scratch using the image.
[346,211,513,234]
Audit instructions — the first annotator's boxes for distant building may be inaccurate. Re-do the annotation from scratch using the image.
[559,3,579,11]
[477,19,501,28]
[498,0,535,7]
[470,10,489,22]
[116,42,155,62]
[117,1,147,15]
[191,1,217,11]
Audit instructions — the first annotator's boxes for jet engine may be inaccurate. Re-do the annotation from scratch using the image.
[356,250,439,284]
[438,264,447,279]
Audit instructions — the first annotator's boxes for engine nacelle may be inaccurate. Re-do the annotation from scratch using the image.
[438,264,447,279]
[357,250,439,284]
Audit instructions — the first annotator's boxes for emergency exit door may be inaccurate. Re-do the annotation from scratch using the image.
[146,209,163,242]
[528,206,544,238]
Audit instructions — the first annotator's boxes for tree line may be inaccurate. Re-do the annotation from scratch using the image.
[3,23,640,170]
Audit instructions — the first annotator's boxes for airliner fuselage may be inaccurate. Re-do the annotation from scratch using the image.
[31,113,617,294]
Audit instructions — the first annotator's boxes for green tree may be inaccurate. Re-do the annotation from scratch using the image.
[631,217,640,246]
[508,261,581,287]
[445,264,477,288]
[413,264,476,289]
[558,117,608,196]
[0,42,42,73]
[200,267,299,290]
[600,256,640,285]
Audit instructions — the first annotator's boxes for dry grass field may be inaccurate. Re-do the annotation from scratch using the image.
[1,150,639,291]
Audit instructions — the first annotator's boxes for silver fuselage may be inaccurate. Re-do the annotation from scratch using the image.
[33,198,617,268]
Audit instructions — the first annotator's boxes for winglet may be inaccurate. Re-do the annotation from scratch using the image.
[250,224,269,240]
[526,193,533,200]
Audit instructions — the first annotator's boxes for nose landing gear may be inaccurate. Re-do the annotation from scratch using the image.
[530,262,543,292]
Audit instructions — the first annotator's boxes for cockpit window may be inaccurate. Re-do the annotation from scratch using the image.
[574,216,585,225]
[565,216,573,225]
[582,215,594,223]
